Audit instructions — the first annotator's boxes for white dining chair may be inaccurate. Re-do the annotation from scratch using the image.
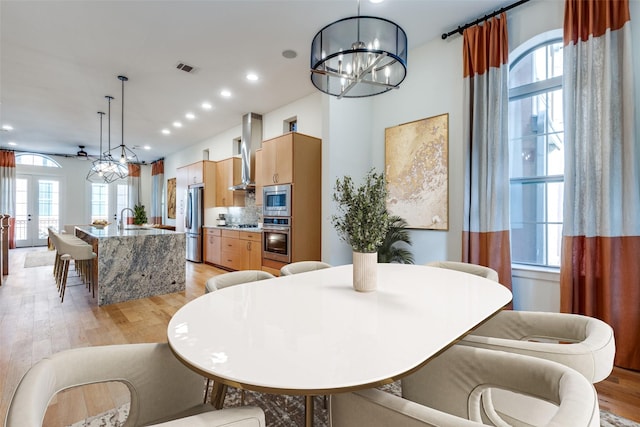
[330,345,600,427]
[203,269,276,405]
[426,260,615,385]
[425,260,499,282]
[5,343,266,427]
[205,270,275,293]
[280,260,332,276]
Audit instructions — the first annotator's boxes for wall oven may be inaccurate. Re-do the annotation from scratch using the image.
[263,184,291,217]
[262,216,291,263]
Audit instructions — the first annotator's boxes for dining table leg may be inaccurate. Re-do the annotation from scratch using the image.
[210,382,228,409]
[305,395,314,427]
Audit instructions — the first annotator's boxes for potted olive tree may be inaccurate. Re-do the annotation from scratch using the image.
[332,169,389,292]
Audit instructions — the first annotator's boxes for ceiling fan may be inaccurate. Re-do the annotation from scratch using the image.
[76,145,97,161]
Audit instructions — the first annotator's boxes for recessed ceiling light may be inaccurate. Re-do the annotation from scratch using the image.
[201,102,212,110]
[220,89,232,98]
[282,49,297,59]
[144,145,151,150]
[370,0,384,3]
[8,141,17,146]
[2,124,13,131]
[246,73,259,81]
[185,112,196,120]
[173,121,183,128]
[162,129,171,135]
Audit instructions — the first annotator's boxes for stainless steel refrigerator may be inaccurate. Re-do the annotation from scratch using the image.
[185,186,203,262]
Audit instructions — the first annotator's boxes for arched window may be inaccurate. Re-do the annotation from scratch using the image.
[509,35,563,268]
[15,153,61,168]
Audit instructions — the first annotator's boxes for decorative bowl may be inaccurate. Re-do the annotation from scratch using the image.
[92,222,111,229]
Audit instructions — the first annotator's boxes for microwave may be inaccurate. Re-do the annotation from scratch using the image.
[263,184,291,217]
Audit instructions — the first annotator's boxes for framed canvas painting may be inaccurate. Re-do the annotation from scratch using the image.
[167,177,176,219]
[385,113,449,230]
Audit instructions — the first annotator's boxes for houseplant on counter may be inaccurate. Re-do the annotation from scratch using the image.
[133,204,148,225]
[332,169,389,292]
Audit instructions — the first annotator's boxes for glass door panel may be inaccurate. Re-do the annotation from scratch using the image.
[16,175,60,247]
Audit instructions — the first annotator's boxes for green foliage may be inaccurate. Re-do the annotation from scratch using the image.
[133,204,148,225]
[378,215,414,264]
[331,169,389,253]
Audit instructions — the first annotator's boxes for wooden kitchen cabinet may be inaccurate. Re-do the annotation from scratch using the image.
[260,133,293,184]
[259,132,321,186]
[239,231,262,270]
[216,157,245,207]
[204,228,221,265]
[219,229,261,271]
[187,162,203,185]
[255,148,263,205]
[176,161,216,232]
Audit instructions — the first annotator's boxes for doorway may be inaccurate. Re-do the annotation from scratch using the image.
[15,175,61,247]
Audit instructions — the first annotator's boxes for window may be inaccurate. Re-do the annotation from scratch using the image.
[91,182,128,223]
[91,183,109,222]
[15,153,61,167]
[509,38,564,268]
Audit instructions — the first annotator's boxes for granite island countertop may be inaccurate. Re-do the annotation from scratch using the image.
[75,225,186,306]
[76,224,183,238]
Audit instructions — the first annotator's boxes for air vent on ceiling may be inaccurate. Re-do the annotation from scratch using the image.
[176,62,197,73]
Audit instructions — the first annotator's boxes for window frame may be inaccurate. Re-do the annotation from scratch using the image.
[508,35,564,269]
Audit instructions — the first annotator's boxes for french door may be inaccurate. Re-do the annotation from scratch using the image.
[15,175,61,247]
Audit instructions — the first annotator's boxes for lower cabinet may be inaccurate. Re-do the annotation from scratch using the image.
[204,228,221,265]
[219,230,261,271]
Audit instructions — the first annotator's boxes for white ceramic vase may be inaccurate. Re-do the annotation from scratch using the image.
[352,251,378,292]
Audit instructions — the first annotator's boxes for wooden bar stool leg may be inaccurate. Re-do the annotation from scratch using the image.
[59,255,71,303]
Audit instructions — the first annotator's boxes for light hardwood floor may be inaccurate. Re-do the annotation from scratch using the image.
[1,247,639,426]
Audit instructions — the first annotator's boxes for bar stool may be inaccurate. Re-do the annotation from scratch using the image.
[50,229,96,302]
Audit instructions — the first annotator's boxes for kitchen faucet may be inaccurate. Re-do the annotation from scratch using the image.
[119,207,135,230]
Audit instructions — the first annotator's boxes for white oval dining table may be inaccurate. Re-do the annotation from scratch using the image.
[167,263,512,426]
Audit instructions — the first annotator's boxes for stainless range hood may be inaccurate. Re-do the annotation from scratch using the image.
[230,113,263,191]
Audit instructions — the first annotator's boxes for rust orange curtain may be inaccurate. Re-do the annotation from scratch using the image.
[151,160,164,224]
[562,0,639,370]
[0,150,16,248]
[461,13,512,294]
[127,163,141,225]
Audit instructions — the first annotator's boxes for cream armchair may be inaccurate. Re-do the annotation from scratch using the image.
[329,346,599,427]
[280,261,332,276]
[205,270,275,293]
[5,343,265,427]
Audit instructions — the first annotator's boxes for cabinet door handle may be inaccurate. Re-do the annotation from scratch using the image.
[247,242,251,250]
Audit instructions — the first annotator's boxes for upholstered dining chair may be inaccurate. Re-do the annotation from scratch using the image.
[204,270,275,293]
[329,345,600,427]
[425,260,499,282]
[426,260,615,384]
[280,260,332,276]
[203,269,275,404]
[5,343,266,427]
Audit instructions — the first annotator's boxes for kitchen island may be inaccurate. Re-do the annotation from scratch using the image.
[75,225,186,306]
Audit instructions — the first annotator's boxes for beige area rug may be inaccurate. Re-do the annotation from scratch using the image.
[23,250,56,268]
[68,382,639,427]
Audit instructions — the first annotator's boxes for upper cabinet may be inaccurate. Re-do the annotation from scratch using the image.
[176,161,216,232]
[186,161,204,185]
[259,132,321,186]
[260,133,293,185]
[216,157,245,207]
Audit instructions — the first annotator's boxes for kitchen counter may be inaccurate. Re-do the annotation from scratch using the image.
[75,225,186,306]
[204,225,263,233]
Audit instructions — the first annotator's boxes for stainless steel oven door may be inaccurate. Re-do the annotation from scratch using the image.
[262,226,290,263]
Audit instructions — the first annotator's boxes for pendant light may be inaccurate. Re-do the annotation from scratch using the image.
[86,111,106,182]
[101,95,127,183]
[104,75,138,179]
[310,0,407,98]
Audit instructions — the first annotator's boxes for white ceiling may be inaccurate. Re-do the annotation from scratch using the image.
[0,0,511,163]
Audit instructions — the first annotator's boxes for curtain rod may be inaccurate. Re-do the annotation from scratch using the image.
[441,0,531,40]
